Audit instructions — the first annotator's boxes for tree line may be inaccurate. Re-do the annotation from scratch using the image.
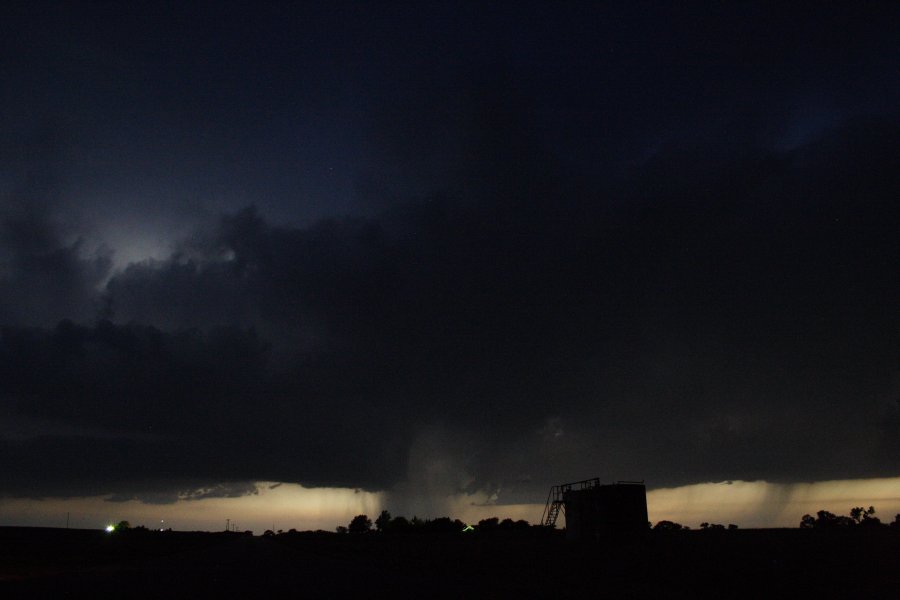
[334,511,533,535]
[800,506,900,529]
[648,506,900,531]
[277,506,900,538]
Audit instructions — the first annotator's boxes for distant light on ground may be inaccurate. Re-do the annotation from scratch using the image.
[105,524,115,532]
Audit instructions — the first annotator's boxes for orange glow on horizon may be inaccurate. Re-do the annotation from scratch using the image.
[1,477,897,533]
[646,478,900,528]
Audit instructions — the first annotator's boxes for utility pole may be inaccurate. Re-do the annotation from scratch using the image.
[226,518,230,532]
[66,512,70,529]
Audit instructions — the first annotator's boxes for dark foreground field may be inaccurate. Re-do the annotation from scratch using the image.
[1,526,897,598]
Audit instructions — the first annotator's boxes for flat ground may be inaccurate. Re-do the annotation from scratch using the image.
[1,526,897,598]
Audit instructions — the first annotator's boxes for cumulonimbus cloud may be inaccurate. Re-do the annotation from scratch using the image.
[1,118,898,504]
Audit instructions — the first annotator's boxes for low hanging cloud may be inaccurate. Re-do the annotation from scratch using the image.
[1,117,898,506]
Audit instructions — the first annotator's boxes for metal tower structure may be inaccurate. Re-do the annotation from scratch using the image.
[541,477,602,527]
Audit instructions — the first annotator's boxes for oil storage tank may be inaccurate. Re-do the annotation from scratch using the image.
[545,479,648,541]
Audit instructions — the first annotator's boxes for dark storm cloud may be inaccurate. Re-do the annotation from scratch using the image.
[0,321,271,498]
[0,125,112,327]
[106,482,260,505]
[2,115,898,502]
[1,3,898,506]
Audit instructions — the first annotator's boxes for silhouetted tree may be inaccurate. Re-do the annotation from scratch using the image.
[477,517,499,532]
[891,514,900,529]
[116,520,131,531]
[335,526,348,534]
[800,508,875,529]
[418,517,453,533]
[814,510,852,528]
[389,516,411,532]
[348,514,372,534]
[652,520,684,531]
[850,506,881,527]
[375,510,391,532]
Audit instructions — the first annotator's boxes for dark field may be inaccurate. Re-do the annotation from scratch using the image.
[2,526,898,598]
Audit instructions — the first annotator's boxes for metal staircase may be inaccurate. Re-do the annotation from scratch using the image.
[541,485,564,527]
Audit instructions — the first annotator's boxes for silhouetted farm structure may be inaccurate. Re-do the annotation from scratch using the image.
[543,479,648,541]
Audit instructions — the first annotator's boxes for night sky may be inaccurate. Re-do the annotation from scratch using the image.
[1,3,898,525]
